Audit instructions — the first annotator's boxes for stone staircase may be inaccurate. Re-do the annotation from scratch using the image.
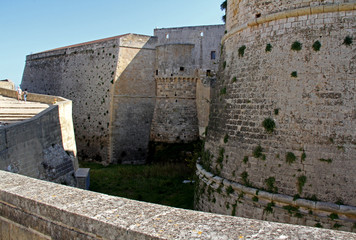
[0,95,50,125]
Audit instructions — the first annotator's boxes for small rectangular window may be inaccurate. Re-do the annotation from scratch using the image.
[211,51,216,60]
[180,67,184,71]
[156,70,158,75]
[206,70,211,76]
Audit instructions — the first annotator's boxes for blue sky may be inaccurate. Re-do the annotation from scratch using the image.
[0,0,224,87]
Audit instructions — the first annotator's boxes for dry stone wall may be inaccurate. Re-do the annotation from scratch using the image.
[198,0,356,230]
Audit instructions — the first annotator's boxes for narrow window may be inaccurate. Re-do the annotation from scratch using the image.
[156,70,158,75]
[166,33,169,39]
[211,51,216,60]
[206,70,211,76]
[256,13,261,18]
[200,32,204,37]
[180,67,184,71]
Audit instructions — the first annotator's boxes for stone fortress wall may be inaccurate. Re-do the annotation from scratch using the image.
[0,87,78,185]
[197,0,356,231]
[22,25,225,164]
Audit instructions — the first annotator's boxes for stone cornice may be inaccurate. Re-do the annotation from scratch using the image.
[222,3,356,44]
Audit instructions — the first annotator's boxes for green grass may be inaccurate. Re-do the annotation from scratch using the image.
[79,161,195,209]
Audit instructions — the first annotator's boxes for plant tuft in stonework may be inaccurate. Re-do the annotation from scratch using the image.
[286,152,296,164]
[265,177,278,193]
[223,61,227,69]
[297,175,307,194]
[253,145,263,158]
[319,158,332,163]
[301,151,306,162]
[291,41,302,51]
[262,118,276,133]
[217,147,225,165]
[220,87,227,95]
[241,171,250,186]
[224,134,229,143]
[312,40,321,51]
[265,43,272,52]
[274,108,279,115]
[264,202,275,214]
[243,156,249,164]
[238,45,247,57]
[329,213,339,220]
[333,223,343,229]
[232,76,237,83]
[252,196,259,202]
[315,223,323,228]
[226,185,234,194]
[343,36,353,46]
[291,71,298,78]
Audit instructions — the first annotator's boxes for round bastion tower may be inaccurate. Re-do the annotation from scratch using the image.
[196,0,356,231]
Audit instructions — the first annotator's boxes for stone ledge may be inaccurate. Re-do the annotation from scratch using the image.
[1,171,356,239]
[196,163,356,218]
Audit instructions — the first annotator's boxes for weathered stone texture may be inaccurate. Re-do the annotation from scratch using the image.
[198,0,356,230]
[1,170,356,239]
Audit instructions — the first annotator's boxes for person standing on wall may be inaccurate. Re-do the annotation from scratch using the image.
[17,86,22,101]
[23,89,28,102]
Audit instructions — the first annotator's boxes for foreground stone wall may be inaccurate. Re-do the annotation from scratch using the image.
[0,88,77,185]
[1,170,355,240]
[199,0,356,228]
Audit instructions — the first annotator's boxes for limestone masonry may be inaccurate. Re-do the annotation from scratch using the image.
[22,25,225,164]
[196,0,356,232]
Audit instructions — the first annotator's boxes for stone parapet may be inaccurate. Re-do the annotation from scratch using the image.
[1,170,356,239]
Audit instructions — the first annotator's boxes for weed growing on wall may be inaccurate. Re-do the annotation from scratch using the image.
[262,118,276,133]
[333,223,343,229]
[291,71,298,78]
[226,185,234,194]
[301,151,306,162]
[265,43,272,52]
[253,145,263,158]
[297,175,307,194]
[315,223,323,228]
[291,41,302,51]
[217,147,225,167]
[312,40,321,51]
[274,109,279,115]
[265,177,278,193]
[343,36,353,46]
[286,152,296,164]
[264,202,275,214]
[329,213,339,220]
[319,158,332,163]
[220,87,227,95]
[252,196,259,202]
[223,61,227,69]
[232,76,237,83]
[238,45,246,57]
[243,156,248,164]
[241,171,250,186]
[224,134,229,143]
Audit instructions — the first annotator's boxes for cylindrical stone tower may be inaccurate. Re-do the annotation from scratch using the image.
[196,0,356,231]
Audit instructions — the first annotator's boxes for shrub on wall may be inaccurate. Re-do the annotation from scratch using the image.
[262,118,276,133]
[343,36,353,46]
[238,45,246,57]
[286,152,296,164]
[265,43,272,52]
[291,41,302,51]
[253,145,263,158]
[312,40,321,51]
[297,175,307,194]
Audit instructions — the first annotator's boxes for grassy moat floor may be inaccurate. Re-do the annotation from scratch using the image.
[79,161,195,209]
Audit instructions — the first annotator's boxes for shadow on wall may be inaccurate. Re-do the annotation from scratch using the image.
[109,36,157,164]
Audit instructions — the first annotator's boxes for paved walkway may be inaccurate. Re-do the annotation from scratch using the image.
[0,95,50,126]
